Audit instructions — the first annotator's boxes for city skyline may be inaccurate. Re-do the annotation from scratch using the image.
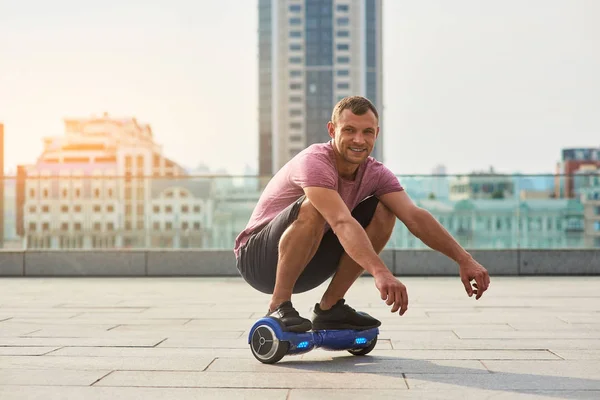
[1,0,599,176]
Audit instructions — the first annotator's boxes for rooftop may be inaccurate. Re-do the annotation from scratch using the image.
[1,275,599,398]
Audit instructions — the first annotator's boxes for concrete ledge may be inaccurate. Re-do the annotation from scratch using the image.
[1,249,598,277]
[393,250,519,276]
[147,249,238,276]
[0,251,24,276]
[24,251,146,276]
[520,249,600,275]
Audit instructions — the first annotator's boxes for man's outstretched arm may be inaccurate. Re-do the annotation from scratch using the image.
[303,186,409,315]
[379,190,491,299]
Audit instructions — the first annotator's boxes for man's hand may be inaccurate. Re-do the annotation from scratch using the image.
[373,272,408,315]
[459,257,490,300]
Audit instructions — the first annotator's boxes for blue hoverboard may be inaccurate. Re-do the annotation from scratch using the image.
[248,317,379,364]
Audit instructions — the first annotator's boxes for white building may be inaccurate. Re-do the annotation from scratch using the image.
[258,0,384,178]
[387,198,585,250]
[19,113,213,249]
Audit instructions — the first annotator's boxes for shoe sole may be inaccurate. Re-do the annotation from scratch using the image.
[276,320,312,333]
[311,321,381,331]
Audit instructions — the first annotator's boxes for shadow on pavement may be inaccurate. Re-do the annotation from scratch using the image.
[274,353,600,400]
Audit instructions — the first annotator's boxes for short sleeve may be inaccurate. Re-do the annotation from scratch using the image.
[373,164,404,197]
[290,153,338,190]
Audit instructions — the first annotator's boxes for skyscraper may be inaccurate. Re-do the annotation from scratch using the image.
[258,0,383,178]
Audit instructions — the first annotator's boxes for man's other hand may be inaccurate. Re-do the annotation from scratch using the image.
[374,272,408,315]
[459,258,490,300]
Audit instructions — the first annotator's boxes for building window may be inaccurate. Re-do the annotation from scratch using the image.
[182,222,189,230]
[74,205,82,213]
[595,221,600,231]
[290,109,302,117]
[182,205,189,213]
[42,222,49,231]
[61,205,69,213]
[337,4,349,12]
[289,31,302,38]
[337,43,349,51]
[289,4,301,12]
[29,222,36,231]
[193,205,201,213]
[194,222,201,230]
[29,206,36,213]
[290,70,302,77]
[289,17,301,25]
[74,223,82,231]
[94,188,100,198]
[290,83,302,90]
[42,205,50,213]
[153,222,160,230]
[290,122,302,130]
[61,223,68,231]
[595,206,600,215]
[290,44,302,51]
[94,222,101,231]
[166,222,172,230]
[337,17,349,26]
[337,56,350,63]
[290,134,302,142]
[165,206,172,213]
[153,205,160,213]
[29,189,35,198]
[336,31,349,37]
[337,69,349,76]
[337,82,350,89]
[290,96,302,102]
[289,57,303,64]
[43,189,49,198]
[107,205,114,212]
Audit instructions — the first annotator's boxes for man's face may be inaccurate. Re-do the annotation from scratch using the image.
[328,109,379,165]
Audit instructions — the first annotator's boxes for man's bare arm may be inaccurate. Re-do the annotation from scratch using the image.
[379,190,490,299]
[303,186,409,314]
[303,186,388,276]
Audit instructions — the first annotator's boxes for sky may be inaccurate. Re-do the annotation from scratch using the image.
[0,0,599,176]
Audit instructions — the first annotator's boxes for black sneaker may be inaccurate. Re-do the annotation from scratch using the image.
[311,299,381,331]
[266,301,312,333]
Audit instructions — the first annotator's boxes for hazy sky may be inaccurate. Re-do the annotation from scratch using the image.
[1,0,599,175]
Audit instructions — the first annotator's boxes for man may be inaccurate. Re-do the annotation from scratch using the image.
[234,96,490,333]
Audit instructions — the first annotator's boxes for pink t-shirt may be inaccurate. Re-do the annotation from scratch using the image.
[234,140,404,257]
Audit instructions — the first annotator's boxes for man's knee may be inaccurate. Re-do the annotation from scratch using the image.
[295,197,326,230]
[371,201,396,234]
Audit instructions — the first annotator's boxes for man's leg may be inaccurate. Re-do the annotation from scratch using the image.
[269,197,327,312]
[318,200,396,310]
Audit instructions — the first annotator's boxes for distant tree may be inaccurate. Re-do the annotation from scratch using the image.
[428,192,436,200]
[491,189,505,199]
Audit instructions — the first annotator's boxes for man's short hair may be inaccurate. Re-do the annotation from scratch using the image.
[331,96,379,125]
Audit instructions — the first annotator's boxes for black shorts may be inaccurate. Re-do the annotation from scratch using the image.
[236,195,380,294]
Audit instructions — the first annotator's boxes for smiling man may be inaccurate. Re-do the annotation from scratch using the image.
[234,96,490,333]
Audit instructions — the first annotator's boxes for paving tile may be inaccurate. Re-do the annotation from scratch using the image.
[208,357,488,374]
[0,347,60,356]
[0,368,109,386]
[289,389,600,400]
[307,349,561,360]
[483,360,600,379]
[0,387,289,400]
[1,355,214,371]
[551,349,600,360]
[96,370,410,389]
[49,346,253,358]
[405,373,600,390]
[391,339,600,350]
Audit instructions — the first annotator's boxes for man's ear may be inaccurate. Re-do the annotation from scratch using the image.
[327,121,335,139]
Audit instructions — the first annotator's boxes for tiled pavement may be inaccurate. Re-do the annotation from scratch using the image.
[0,275,599,399]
